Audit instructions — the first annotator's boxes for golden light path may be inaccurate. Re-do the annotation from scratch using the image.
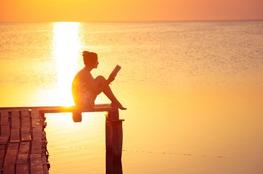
[46,23,105,174]
[50,21,105,131]
[51,21,105,121]
[53,22,81,106]
[51,22,104,126]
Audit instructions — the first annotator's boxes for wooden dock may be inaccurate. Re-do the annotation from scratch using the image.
[0,109,49,174]
[0,104,124,174]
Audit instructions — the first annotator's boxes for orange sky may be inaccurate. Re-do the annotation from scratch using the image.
[1,0,263,22]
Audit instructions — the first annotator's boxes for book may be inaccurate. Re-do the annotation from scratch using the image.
[108,65,121,82]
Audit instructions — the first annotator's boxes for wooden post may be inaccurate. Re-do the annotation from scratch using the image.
[106,109,123,174]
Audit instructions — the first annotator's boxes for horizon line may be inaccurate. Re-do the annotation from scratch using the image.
[0,18,263,23]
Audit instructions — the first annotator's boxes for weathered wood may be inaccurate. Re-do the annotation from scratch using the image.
[17,154,29,163]
[28,109,48,173]
[0,111,9,126]
[0,105,124,174]
[0,126,10,138]
[41,155,49,174]
[31,110,41,119]
[30,154,44,174]
[0,112,10,140]
[16,163,29,174]
[0,109,50,174]
[106,110,123,156]
[10,129,20,143]
[21,128,32,142]
[3,143,19,174]
[21,110,33,141]
[16,142,30,164]
[31,140,42,154]
[0,136,9,145]
[16,142,30,174]
[21,110,31,130]
[32,118,42,128]
[0,104,114,113]
[10,111,20,129]
[0,144,6,169]
[19,142,30,154]
[32,127,43,141]
[106,110,124,174]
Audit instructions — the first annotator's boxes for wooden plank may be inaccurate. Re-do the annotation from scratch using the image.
[31,110,40,119]
[30,154,44,174]
[1,126,10,137]
[21,120,31,129]
[16,154,29,163]
[0,111,9,126]
[21,129,32,142]
[10,128,20,143]
[21,110,30,117]
[0,144,6,169]
[32,118,42,128]
[4,143,19,165]
[21,110,31,130]
[18,142,30,154]
[0,104,114,113]
[16,142,30,174]
[16,163,29,174]
[31,140,42,154]
[16,142,30,164]
[3,143,19,174]
[30,154,41,158]
[21,107,31,141]
[10,111,20,129]
[0,136,9,145]
[32,127,43,141]
[41,155,49,174]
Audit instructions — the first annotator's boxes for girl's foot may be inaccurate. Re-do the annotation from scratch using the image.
[111,101,127,110]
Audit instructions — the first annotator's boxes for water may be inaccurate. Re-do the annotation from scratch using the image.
[0,21,263,174]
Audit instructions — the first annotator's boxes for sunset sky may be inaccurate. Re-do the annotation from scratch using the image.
[1,0,263,22]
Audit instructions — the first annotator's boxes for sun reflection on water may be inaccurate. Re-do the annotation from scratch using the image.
[53,22,81,106]
[48,23,106,171]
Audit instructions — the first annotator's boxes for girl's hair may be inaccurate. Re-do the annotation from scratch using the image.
[82,51,97,67]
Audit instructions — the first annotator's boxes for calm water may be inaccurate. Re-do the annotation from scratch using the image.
[0,21,263,174]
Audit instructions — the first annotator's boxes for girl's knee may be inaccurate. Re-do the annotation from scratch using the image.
[96,75,106,82]
[95,76,108,88]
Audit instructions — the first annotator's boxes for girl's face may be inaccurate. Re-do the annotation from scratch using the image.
[92,58,99,69]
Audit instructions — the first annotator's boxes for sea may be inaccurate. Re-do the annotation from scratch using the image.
[0,21,263,174]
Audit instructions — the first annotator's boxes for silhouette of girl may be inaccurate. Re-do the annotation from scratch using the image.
[72,51,126,110]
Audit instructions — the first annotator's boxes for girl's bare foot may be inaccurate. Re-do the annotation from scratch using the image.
[111,101,127,110]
